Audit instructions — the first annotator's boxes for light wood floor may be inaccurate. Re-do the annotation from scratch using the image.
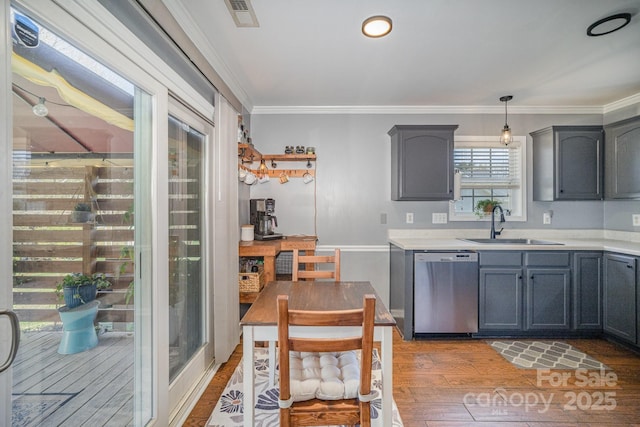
[184,329,640,426]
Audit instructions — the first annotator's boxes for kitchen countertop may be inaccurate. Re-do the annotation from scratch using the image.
[388,229,640,257]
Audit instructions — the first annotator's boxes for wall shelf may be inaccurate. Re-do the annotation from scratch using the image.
[238,144,262,163]
[238,144,316,178]
[262,153,316,161]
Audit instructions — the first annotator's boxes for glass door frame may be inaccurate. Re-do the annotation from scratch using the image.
[1,0,15,422]
[3,1,163,425]
[2,1,220,425]
[166,97,216,420]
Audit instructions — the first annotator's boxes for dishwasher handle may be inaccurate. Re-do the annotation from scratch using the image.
[415,252,478,263]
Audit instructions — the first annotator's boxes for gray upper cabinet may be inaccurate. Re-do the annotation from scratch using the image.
[388,125,458,201]
[605,116,640,200]
[531,125,604,201]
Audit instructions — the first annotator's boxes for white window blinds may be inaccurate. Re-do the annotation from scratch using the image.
[454,141,521,189]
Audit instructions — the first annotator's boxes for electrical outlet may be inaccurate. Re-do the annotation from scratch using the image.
[432,213,447,224]
[543,212,552,225]
[633,214,640,227]
[406,213,414,224]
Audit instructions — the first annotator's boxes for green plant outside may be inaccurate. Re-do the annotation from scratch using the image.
[74,202,92,212]
[474,199,501,218]
[55,272,112,302]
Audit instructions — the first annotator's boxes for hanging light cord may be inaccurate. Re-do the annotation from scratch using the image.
[504,98,508,126]
[12,83,77,108]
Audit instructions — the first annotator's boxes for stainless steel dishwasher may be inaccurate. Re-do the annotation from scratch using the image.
[414,251,479,334]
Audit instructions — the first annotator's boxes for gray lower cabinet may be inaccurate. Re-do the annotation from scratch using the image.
[479,251,523,331]
[479,268,523,330]
[388,125,458,201]
[603,253,637,343]
[573,252,603,330]
[525,268,571,330]
[389,243,414,340]
[531,126,604,201]
[605,116,640,200]
[524,252,571,330]
[479,251,574,333]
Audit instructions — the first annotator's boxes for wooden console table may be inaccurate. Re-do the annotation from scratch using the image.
[239,235,316,303]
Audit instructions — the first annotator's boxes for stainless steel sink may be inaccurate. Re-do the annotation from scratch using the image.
[459,238,563,245]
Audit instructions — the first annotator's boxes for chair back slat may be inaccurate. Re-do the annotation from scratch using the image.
[289,308,363,326]
[292,249,340,281]
[277,293,376,427]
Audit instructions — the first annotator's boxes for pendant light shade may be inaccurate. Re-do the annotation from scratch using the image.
[499,95,513,145]
[32,97,49,117]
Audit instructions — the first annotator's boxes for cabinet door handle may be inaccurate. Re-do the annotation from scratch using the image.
[518,275,523,279]
[560,189,564,193]
[627,264,634,269]
[530,275,534,280]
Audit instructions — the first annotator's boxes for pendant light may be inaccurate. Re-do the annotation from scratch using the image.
[32,97,49,117]
[499,95,513,145]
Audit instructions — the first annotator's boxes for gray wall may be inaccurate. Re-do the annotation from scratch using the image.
[243,110,640,302]
[248,111,635,243]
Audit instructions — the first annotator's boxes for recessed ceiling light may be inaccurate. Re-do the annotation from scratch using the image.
[587,13,631,36]
[362,15,392,38]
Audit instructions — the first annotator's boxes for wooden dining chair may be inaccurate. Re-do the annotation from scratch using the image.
[292,248,340,281]
[277,294,376,427]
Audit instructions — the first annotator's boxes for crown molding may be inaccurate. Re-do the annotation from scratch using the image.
[603,92,640,114]
[251,104,605,115]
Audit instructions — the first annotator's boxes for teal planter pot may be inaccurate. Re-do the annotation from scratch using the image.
[62,283,97,309]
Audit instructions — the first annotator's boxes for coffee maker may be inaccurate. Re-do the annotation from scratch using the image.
[250,198,283,240]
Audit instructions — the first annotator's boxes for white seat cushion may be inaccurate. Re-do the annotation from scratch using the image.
[287,350,360,401]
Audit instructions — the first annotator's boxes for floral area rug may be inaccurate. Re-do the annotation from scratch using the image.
[12,392,78,426]
[207,347,403,426]
[490,340,609,370]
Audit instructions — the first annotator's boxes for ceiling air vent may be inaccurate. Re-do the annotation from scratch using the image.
[224,0,259,27]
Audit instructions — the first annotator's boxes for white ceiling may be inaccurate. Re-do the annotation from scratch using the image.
[168,0,640,112]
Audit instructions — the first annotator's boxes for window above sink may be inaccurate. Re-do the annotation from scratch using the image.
[449,136,527,222]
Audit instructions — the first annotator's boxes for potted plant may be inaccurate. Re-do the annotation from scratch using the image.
[474,199,501,218]
[70,202,94,223]
[56,272,112,309]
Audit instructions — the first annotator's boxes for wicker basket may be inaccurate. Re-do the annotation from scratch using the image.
[238,266,265,293]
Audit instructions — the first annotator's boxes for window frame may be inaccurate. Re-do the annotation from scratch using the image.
[449,135,527,222]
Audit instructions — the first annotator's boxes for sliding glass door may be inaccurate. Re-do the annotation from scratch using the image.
[2,6,153,426]
[167,99,215,418]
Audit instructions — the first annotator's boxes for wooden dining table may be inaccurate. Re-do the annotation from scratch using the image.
[239,280,396,427]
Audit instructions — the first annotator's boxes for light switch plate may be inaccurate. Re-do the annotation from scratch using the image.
[406,213,414,224]
[633,214,640,227]
[432,213,447,224]
[543,212,552,225]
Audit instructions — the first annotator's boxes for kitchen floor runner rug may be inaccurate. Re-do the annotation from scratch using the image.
[489,340,608,370]
[207,347,403,427]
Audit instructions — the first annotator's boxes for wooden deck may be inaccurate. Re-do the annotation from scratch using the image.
[13,331,133,426]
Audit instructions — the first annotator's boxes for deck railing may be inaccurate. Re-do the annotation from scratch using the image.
[13,165,134,328]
